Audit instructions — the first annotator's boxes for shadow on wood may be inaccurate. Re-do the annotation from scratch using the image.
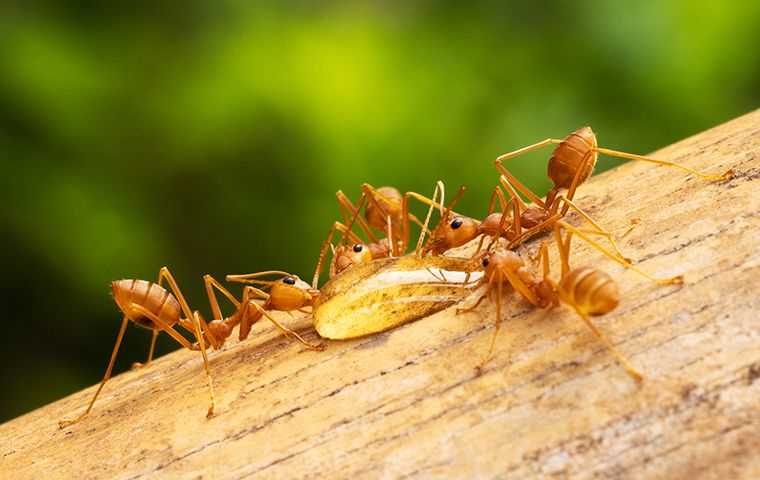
[3,110,760,479]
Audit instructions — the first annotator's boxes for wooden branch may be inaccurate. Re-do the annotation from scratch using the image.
[4,111,760,479]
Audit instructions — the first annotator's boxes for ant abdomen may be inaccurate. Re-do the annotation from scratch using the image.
[548,126,598,190]
[364,186,403,231]
[111,279,181,329]
[558,267,619,316]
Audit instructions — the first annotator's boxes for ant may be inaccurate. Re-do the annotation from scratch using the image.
[459,216,683,381]
[492,126,732,248]
[59,267,215,428]
[59,268,324,428]
[421,126,730,262]
[311,182,446,289]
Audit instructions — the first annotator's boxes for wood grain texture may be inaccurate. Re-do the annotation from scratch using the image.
[3,111,760,480]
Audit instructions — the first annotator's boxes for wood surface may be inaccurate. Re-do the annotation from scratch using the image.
[3,110,760,479]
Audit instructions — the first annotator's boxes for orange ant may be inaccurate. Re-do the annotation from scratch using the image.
[59,268,324,429]
[311,182,446,289]
[492,126,732,248]
[459,217,683,381]
[59,267,216,428]
[421,126,730,262]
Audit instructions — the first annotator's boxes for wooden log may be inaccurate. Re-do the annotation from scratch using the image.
[3,111,760,479]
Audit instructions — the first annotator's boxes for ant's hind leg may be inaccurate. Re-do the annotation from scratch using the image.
[131,328,159,370]
[556,221,683,285]
[494,139,561,208]
[157,267,218,350]
[478,278,504,371]
[594,146,732,181]
[569,306,643,382]
[59,315,130,428]
[129,304,216,418]
[413,181,445,256]
[556,195,632,262]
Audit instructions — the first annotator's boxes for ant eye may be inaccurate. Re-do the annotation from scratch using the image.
[482,257,490,267]
[450,218,463,230]
[353,244,363,253]
[282,277,296,285]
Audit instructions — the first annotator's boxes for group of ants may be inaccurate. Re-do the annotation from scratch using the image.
[58,127,732,428]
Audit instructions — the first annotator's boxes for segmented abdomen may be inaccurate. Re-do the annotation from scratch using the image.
[558,267,619,316]
[111,279,182,329]
[548,126,598,189]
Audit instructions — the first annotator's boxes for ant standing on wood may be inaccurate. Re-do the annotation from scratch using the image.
[58,267,215,428]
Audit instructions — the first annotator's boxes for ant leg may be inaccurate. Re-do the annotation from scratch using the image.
[595,146,732,181]
[127,304,216,417]
[456,286,491,315]
[58,315,130,428]
[204,274,241,320]
[156,267,218,349]
[336,191,379,244]
[537,241,552,279]
[554,149,595,216]
[226,271,296,284]
[487,176,527,251]
[311,221,364,288]
[237,286,270,340]
[478,273,504,371]
[414,181,445,256]
[506,212,564,250]
[568,306,643,382]
[156,267,215,417]
[495,139,561,208]
[131,328,159,369]
[246,301,324,351]
[556,195,631,262]
[556,221,683,285]
[202,274,247,345]
[475,186,510,253]
[553,223,573,278]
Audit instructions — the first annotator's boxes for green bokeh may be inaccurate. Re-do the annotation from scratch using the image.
[1,2,758,422]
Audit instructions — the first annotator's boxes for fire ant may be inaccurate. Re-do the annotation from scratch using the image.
[421,126,730,263]
[58,268,324,429]
[492,126,732,248]
[459,216,684,381]
[59,267,215,428]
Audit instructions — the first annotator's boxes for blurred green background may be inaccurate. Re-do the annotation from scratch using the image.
[2,1,759,423]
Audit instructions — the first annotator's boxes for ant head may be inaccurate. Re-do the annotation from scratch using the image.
[332,243,373,276]
[269,274,316,310]
[427,215,480,255]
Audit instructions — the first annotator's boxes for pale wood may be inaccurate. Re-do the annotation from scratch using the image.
[3,111,760,480]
